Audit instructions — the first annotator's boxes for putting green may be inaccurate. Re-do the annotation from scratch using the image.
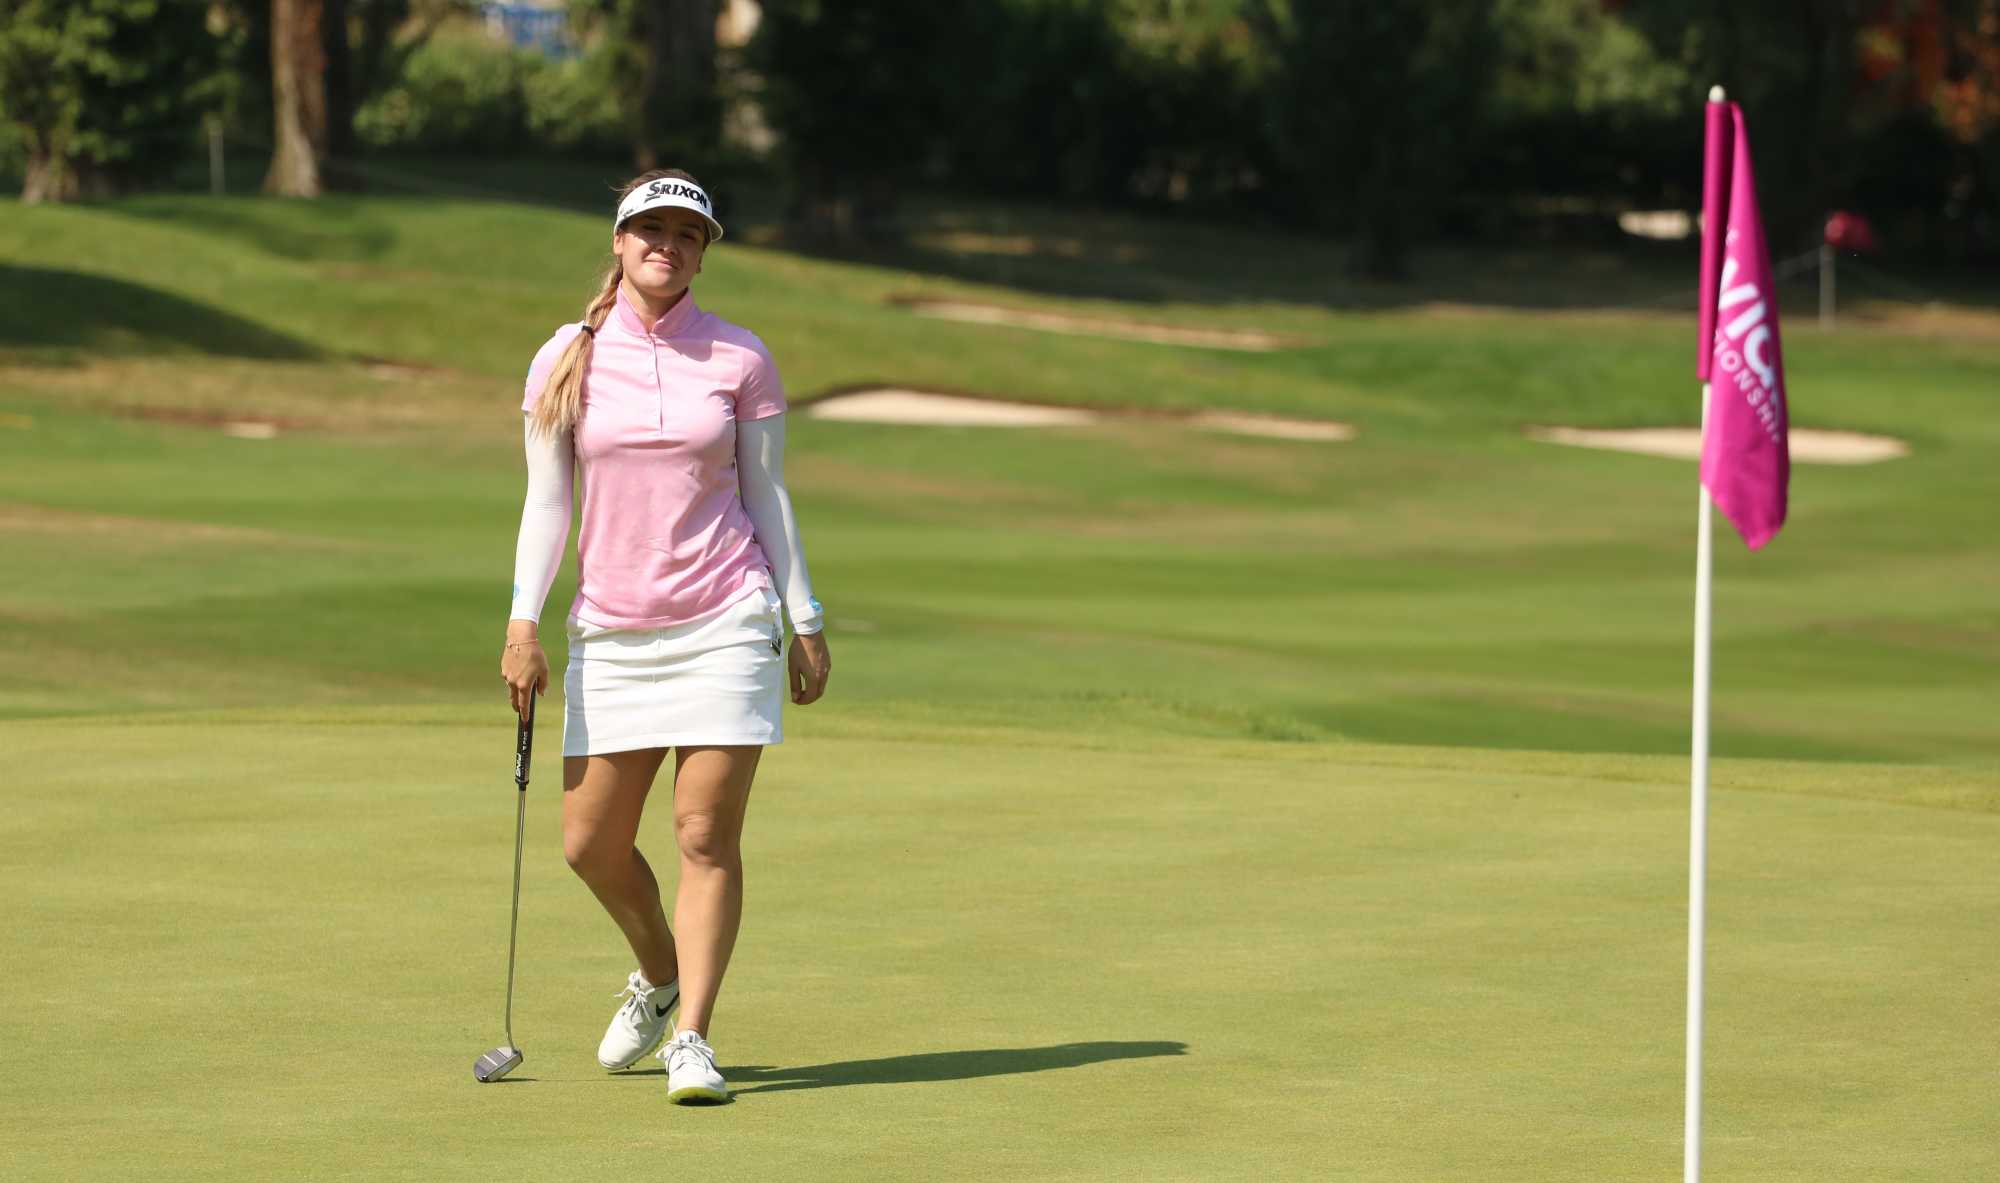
[4,711,1995,1180]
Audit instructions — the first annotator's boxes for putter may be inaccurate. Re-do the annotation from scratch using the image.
[474,696,536,1082]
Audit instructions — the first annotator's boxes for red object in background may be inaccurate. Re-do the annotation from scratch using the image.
[1824,211,1882,253]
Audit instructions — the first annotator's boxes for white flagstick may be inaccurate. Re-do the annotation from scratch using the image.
[1687,381,1715,1182]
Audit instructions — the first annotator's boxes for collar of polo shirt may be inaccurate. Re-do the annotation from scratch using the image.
[610,284,702,339]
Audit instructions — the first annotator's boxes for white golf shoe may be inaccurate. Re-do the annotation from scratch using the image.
[662,1029,728,1103]
[597,971,679,1070]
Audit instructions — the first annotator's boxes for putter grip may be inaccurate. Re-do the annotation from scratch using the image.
[514,696,535,789]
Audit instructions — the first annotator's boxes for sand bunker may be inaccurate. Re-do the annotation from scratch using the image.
[806,389,1352,442]
[115,405,300,438]
[896,298,1295,352]
[1189,412,1355,442]
[1527,426,1908,465]
[806,390,1099,428]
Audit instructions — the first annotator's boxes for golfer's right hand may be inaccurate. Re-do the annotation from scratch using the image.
[501,635,548,720]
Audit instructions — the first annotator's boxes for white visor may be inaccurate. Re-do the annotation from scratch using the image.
[614,177,724,242]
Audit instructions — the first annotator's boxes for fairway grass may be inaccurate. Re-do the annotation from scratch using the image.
[5,709,1995,1181]
[3,188,1997,1178]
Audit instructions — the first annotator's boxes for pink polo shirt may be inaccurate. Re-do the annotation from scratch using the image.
[522,288,787,629]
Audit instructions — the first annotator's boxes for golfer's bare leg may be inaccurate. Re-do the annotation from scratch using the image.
[670,745,760,1037]
[563,749,680,989]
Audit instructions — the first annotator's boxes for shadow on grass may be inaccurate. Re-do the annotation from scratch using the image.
[774,199,2000,322]
[767,198,1713,314]
[0,264,316,360]
[93,194,402,263]
[82,156,2000,320]
[174,153,769,228]
[619,1040,1189,1095]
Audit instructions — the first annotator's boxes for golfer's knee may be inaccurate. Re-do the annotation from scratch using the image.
[563,827,628,883]
[674,809,738,870]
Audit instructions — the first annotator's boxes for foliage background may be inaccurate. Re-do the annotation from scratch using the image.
[0,2,1995,260]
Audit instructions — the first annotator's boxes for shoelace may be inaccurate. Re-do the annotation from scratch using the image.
[612,979,653,1026]
[666,1034,716,1073]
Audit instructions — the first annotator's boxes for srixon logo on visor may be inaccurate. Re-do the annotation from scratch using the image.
[645,180,709,210]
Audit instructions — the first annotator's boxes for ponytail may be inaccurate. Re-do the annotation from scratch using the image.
[529,261,620,439]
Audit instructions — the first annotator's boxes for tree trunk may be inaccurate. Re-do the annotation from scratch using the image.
[1804,0,1859,249]
[324,0,354,166]
[629,0,718,170]
[662,0,717,109]
[631,3,663,170]
[1351,145,1413,281]
[266,0,328,197]
[354,0,403,103]
[21,149,115,204]
[21,150,75,205]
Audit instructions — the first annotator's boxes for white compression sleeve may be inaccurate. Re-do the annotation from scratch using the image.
[509,416,573,623]
[736,414,823,634]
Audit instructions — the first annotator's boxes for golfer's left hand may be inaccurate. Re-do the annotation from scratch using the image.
[790,631,831,705]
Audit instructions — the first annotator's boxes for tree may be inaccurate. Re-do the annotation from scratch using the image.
[941,1,1145,206]
[643,0,718,169]
[1940,0,2000,226]
[571,0,720,171]
[1844,0,1999,256]
[1472,0,1695,219]
[1610,0,1871,251]
[0,0,232,202]
[1248,0,1496,279]
[266,0,327,196]
[750,0,980,239]
[326,0,354,160]
[343,1,467,154]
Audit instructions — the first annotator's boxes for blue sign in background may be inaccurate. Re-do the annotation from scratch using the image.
[485,3,574,60]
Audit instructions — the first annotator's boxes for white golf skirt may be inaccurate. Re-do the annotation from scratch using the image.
[562,584,785,757]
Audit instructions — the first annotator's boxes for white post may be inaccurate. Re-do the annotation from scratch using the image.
[1819,243,1835,330]
[1686,383,1715,1183]
[208,116,225,197]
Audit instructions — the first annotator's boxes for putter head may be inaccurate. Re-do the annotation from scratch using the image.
[473,1045,523,1082]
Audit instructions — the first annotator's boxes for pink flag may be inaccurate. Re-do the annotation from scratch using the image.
[1700,103,1789,550]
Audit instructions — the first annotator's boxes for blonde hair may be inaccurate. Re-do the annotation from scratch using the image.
[529,168,711,439]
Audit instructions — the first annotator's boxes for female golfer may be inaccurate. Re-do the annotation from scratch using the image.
[500,169,830,1104]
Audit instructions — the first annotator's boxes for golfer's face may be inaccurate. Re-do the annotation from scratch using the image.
[616,208,707,295]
